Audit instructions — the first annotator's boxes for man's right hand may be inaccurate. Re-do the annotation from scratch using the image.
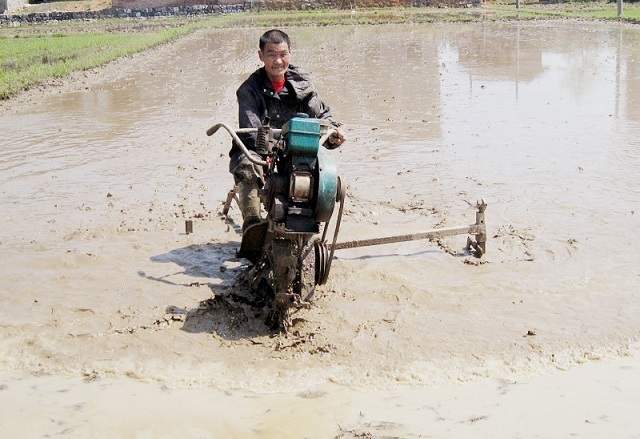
[327,130,346,148]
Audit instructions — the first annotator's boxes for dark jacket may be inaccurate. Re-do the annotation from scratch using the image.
[232,65,339,157]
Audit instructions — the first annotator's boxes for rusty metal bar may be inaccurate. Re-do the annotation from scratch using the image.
[330,200,487,255]
[330,225,482,250]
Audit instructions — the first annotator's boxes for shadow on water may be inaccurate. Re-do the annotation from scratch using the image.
[140,240,276,339]
[146,241,241,284]
[335,247,444,261]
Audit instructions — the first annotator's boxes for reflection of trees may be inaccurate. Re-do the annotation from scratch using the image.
[620,28,640,123]
[453,23,613,88]
[555,29,613,104]
[291,25,442,140]
[36,31,251,147]
[452,23,638,116]
[453,23,544,83]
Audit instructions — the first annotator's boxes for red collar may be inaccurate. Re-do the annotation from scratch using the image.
[272,79,286,93]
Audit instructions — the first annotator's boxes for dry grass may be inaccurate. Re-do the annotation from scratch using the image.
[490,1,640,22]
[13,0,111,14]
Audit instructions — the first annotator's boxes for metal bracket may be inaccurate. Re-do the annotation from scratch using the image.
[222,185,238,217]
[465,199,486,257]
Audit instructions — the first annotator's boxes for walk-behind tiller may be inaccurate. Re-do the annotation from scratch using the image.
[207,117,487,329]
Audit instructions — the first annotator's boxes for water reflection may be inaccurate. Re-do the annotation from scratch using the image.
[455,23,544,83]
[619,28,640,122]
[293,25,443,140]
[1,22,639,195]
[0,31,246,182]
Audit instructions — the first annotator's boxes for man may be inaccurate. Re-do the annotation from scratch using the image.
[231,29,345,231]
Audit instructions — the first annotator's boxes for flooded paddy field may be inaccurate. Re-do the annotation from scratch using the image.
[1,21,640,437]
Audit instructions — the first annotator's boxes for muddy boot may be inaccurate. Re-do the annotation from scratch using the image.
[237,179,262,231]
[237,179,267,263]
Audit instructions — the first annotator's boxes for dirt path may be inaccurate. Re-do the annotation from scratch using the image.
[1,22,640,437]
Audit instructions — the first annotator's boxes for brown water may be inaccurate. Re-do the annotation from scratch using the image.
[2,23,639,252]
[1,21,640,438]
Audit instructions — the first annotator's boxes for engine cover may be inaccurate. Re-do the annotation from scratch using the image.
[274,117,338,232]
[315,149,337,223]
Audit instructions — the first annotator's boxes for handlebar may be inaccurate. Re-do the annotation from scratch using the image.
[206,123,339,166]
[235,127,283,136]
[206,123,268,166]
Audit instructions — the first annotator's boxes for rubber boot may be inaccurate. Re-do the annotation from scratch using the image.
[237,179,261,231]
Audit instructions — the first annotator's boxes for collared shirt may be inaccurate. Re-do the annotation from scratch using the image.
[232,65,340,156]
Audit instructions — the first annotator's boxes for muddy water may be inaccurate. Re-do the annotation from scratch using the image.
[3,350,640,437]
[1,22,640,437]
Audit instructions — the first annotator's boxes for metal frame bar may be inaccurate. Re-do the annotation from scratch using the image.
[330,200,487,256]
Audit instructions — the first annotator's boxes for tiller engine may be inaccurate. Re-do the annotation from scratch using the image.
[207,117,487,329]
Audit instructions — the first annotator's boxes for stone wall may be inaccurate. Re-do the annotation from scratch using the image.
[110,0,476,11]
[0,3,244,23]
[112,0,242,8]
[0,0,28,14]
[1,0,477,21]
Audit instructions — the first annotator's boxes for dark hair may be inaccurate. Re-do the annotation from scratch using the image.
[259,29,291,51]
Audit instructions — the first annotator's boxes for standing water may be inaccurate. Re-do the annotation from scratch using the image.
[0,21,639,438]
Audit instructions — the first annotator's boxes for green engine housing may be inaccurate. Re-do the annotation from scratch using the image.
[281,117,337,229]
[283,117,321,157]
[315,149,337,222]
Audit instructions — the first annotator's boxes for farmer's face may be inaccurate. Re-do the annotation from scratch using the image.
[259,42,291,81]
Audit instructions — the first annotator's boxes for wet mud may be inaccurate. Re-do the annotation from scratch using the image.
[1,21,640,437]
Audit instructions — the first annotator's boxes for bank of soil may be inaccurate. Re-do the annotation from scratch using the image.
[1,21,639,437]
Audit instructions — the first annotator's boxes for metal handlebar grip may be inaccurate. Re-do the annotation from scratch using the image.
[205,122,268,167]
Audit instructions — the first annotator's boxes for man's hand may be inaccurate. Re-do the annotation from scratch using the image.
[327,129,346,148]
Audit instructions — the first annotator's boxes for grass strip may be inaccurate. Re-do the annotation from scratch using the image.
[489,2,640,22]
[207,8,486,26]
[0,21,199,99]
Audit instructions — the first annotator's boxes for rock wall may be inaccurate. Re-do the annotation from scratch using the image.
[2,0,477,20]
[0,3,244,22]
[112,0,241,8]
[110,0,476,11]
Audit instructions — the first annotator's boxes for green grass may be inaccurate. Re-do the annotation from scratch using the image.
[1,4,640,99]
[0,22,198,99]
[207,8,485,26]
[489,2,640,22]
